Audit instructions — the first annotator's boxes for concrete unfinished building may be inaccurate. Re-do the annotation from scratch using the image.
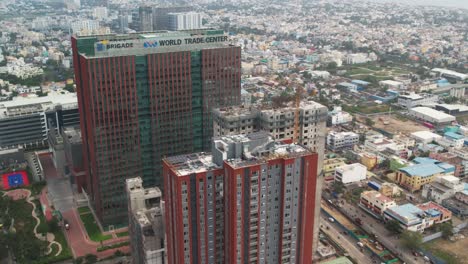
[126,177,166,264]
[213,100,328,166]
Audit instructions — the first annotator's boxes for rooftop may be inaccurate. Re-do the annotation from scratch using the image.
[0,92,78,118]
[351,80,371,85]
[399,163,445,178]
[385,203,424,224]
[444,132,464,140]
[361,190,394,203]
[74,29,235,58]
[417,201,451,217]
[164,152,220,176]
[400,93,423,100]
[165,132,314,174]
[62,126,82,144]
[321,257,353,264]
[410,107,456,121]
[411,131,442,140]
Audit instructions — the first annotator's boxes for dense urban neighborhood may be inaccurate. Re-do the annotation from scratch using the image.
[0,0,467,264]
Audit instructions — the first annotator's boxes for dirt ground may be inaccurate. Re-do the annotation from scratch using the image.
[425,229,468,264]
[370,114,430,135]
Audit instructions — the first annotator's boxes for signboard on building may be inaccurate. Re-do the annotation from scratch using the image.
[94,34,229,54]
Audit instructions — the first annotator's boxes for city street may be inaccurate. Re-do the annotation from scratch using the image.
[338,201,426,264]
[320,215,372,264]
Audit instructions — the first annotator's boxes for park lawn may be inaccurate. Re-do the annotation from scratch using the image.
[78,206,91,214]
[79,212,112,242]
[52,227,72,259]
[116,231,129,237]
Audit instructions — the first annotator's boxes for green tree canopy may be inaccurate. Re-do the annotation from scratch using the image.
[385,220,402,234]
[401,231,423,250]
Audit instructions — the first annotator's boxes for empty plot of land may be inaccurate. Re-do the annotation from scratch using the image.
[371,114,429,135]
[423,235,468,264]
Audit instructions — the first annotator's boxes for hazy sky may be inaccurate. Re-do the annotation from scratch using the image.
[366,0,468,9]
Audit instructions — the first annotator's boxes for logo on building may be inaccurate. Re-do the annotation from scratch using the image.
[96,43,105,51]
[143,41,158,48]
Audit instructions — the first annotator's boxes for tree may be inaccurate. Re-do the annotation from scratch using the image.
[64,83,75,93]
[84,254,98,264]
[385,220,402,234]
[327,62,337,70]
[332,181,345,194]
[365,118,374,127]
[36,91,48,97]
[379,159,390,169]
[401,231,423,250]
[440,222,453,239]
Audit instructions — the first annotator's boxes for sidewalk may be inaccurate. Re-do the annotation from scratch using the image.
[62,208,130,259]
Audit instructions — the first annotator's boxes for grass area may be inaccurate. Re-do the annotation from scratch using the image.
[77,206,91,214]
[97,241,130,252]
[422,241,459,264]
[342,104,390,114]
[394,113,409,122]
[116,231,129,237]
[29,181,46,196]
[79,211,112,242]
[51,227,72,260]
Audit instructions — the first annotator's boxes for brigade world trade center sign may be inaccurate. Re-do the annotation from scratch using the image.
[94,34,229,54]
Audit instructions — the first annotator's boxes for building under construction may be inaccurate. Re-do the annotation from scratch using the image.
[213,100,328,166]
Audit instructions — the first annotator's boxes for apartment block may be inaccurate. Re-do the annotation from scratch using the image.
[326,131,359,151]
[163,132,319,264]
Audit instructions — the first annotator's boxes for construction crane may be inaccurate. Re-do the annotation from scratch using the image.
[293,85,304,144]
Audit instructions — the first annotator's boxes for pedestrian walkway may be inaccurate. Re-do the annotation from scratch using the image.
[62,208,130,259]
[4,188,62,256]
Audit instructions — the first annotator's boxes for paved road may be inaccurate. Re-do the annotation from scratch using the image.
[320,215,372,264]
[339,201,425,264]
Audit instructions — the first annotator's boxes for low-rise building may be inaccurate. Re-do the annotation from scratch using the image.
[364,133,396,152]
[411,131,442,143]
[408,107,456,125]
[430,152,466,178]
[417,202,452,225]
[380,182,403,198]
[380,80,405,90]
[384,204,434,232]
[397,93,439,109]
[359,190,396,218]
[0,93,79,149]
[360,153,378,170]
[422,175,465,204]
[334,163,367,184]
[326,131,359,151]
[323,157,347,177]
[328,106,353,126]
[435,132,465,149]
[395,158,455,192]
[442,198,468,218]
[454,187,468,204]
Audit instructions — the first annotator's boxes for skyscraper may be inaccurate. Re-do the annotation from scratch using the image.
[139,6,153,31]
[163,132,319,264]
[72,30,241,226]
